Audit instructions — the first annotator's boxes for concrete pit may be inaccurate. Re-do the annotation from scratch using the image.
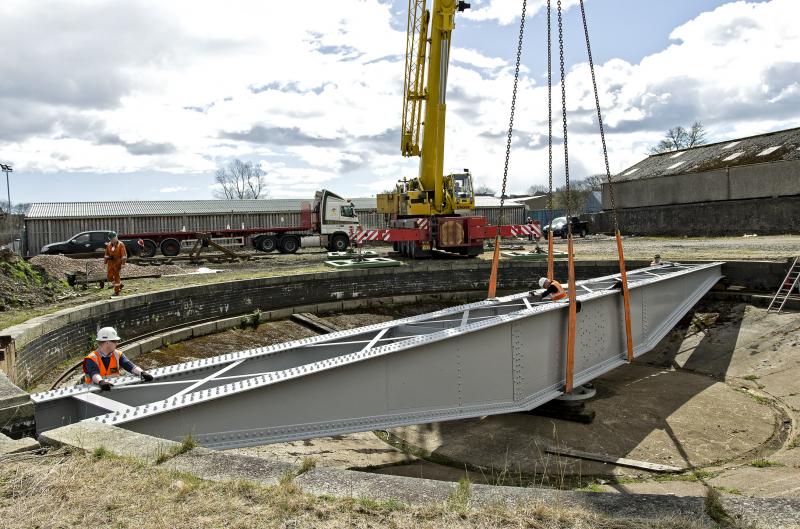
[35,297,796,498]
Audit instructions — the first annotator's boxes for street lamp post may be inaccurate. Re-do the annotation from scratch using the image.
[0,164,11,215]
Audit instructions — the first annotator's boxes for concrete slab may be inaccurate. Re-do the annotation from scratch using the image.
[39,421,179,464]
[0,433,39,454]
[722,495,800,529]
[164,449,296,486]
[0,371,33,425]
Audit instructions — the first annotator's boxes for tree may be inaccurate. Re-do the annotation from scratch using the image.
[649,121,707,154]
[474,185,496,196]
[581,174,605,191]
[526,184,549,195]
[213,159,267,199]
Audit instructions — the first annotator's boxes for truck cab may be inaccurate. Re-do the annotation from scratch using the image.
[313,189,361,251]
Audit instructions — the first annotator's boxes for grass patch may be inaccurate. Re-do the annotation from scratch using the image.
[743,374,760,381]
[705,488,734,527]
[715,486,742,496]
[788,436,800,450]
[576,482,606,493]
[155,435,197,464]
[91,446,109,460]
[746,392,771,405]
[447,476,471,513]
[298,456,317,475]
[749,459,783,468]
[0,449,720,529]
[655,469,713,483]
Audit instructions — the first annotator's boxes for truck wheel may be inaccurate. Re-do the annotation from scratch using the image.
[258,235,278,253]
[278,235,300,254]
[140,239,157,258]
[160,238,181,257]
[330,234,349,252]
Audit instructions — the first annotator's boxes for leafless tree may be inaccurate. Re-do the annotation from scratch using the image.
[526,184,549,195]
[213,159,267,199]
[649,121,707,154]
[474,185,496,196]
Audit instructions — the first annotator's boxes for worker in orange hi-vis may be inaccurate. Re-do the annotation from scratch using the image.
[104,232,127,296]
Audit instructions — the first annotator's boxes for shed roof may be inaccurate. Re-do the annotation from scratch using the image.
[615,126,800,181]
[26,195,522,220]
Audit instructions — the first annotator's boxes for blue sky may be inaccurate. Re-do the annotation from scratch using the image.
[0,0,795,204]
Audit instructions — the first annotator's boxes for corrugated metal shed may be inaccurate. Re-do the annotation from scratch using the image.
[616,126,800,181]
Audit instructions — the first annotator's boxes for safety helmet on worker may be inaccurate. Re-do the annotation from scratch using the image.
[539,277,550,288]
[96,327,121,342]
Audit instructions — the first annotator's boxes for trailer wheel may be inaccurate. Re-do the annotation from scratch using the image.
[258,235,278,253]
[330,234,349,252]
[160,238,181,257]
[278,235,300,254]
[140,239,157,258]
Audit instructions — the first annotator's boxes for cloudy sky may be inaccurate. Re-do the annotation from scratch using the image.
[1,0,797,203]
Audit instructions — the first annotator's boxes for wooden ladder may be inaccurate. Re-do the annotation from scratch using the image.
[768,257,800,314]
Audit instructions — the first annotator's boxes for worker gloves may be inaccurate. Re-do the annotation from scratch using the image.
[98,380,114,391]
[140,371,154,382]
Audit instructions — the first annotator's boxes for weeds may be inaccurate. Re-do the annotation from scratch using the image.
[715,486,742,495]
[240,308,262,329]
[298,456,317,475]
[447,476,471,513]
[749,459,783,468]
[743,374,759,381]
[576,482,606,493]
[788,436,800,449]
[154,435,197,464]
[91,446,109,459]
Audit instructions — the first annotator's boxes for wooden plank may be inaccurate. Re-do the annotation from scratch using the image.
[544,447,685,473]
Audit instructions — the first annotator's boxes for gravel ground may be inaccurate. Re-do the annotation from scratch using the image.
[516,234,800,261]
[29,254,185,280]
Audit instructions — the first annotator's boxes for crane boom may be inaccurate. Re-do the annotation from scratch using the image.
[380,0,473,218]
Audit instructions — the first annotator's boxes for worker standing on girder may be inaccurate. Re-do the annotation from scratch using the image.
[104,232,127,296]
[83,327,154,390]
[533,277,567,301]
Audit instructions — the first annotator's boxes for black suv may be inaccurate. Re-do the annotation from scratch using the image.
[41,231,141,256]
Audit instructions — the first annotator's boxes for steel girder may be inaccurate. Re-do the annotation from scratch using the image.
[32,262,723,450]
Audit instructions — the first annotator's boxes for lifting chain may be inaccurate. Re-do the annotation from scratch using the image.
[498,0,528,222]
[547,0,553,218]
[557,0,571,234]
[579,0,618,231]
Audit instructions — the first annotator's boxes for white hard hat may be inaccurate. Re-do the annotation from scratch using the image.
[539,277,549,288]
[96,327,121,341]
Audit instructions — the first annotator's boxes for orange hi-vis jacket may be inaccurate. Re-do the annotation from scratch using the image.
[105,241,127,267]
[83,350,122,384]
[548,280,567,301]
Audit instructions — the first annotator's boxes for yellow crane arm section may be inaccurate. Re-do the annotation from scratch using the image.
[382,0,472,217]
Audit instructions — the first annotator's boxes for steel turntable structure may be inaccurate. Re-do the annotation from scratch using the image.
[33,262,723,450]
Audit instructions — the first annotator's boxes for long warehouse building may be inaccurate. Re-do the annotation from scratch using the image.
[23,196,524,256]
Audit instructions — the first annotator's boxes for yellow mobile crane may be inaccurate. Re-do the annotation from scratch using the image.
[377,0,488,258]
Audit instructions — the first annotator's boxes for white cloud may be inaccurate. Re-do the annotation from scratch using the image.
[462,0,580,25]
[159,186,189,193]
[2,0,799,203]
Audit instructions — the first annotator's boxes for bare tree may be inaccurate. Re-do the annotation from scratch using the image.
[474,185,496,196]
[649,121,707,154]
[213,159,267,199]
[581,174,605,191]
[526,184,549,195]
